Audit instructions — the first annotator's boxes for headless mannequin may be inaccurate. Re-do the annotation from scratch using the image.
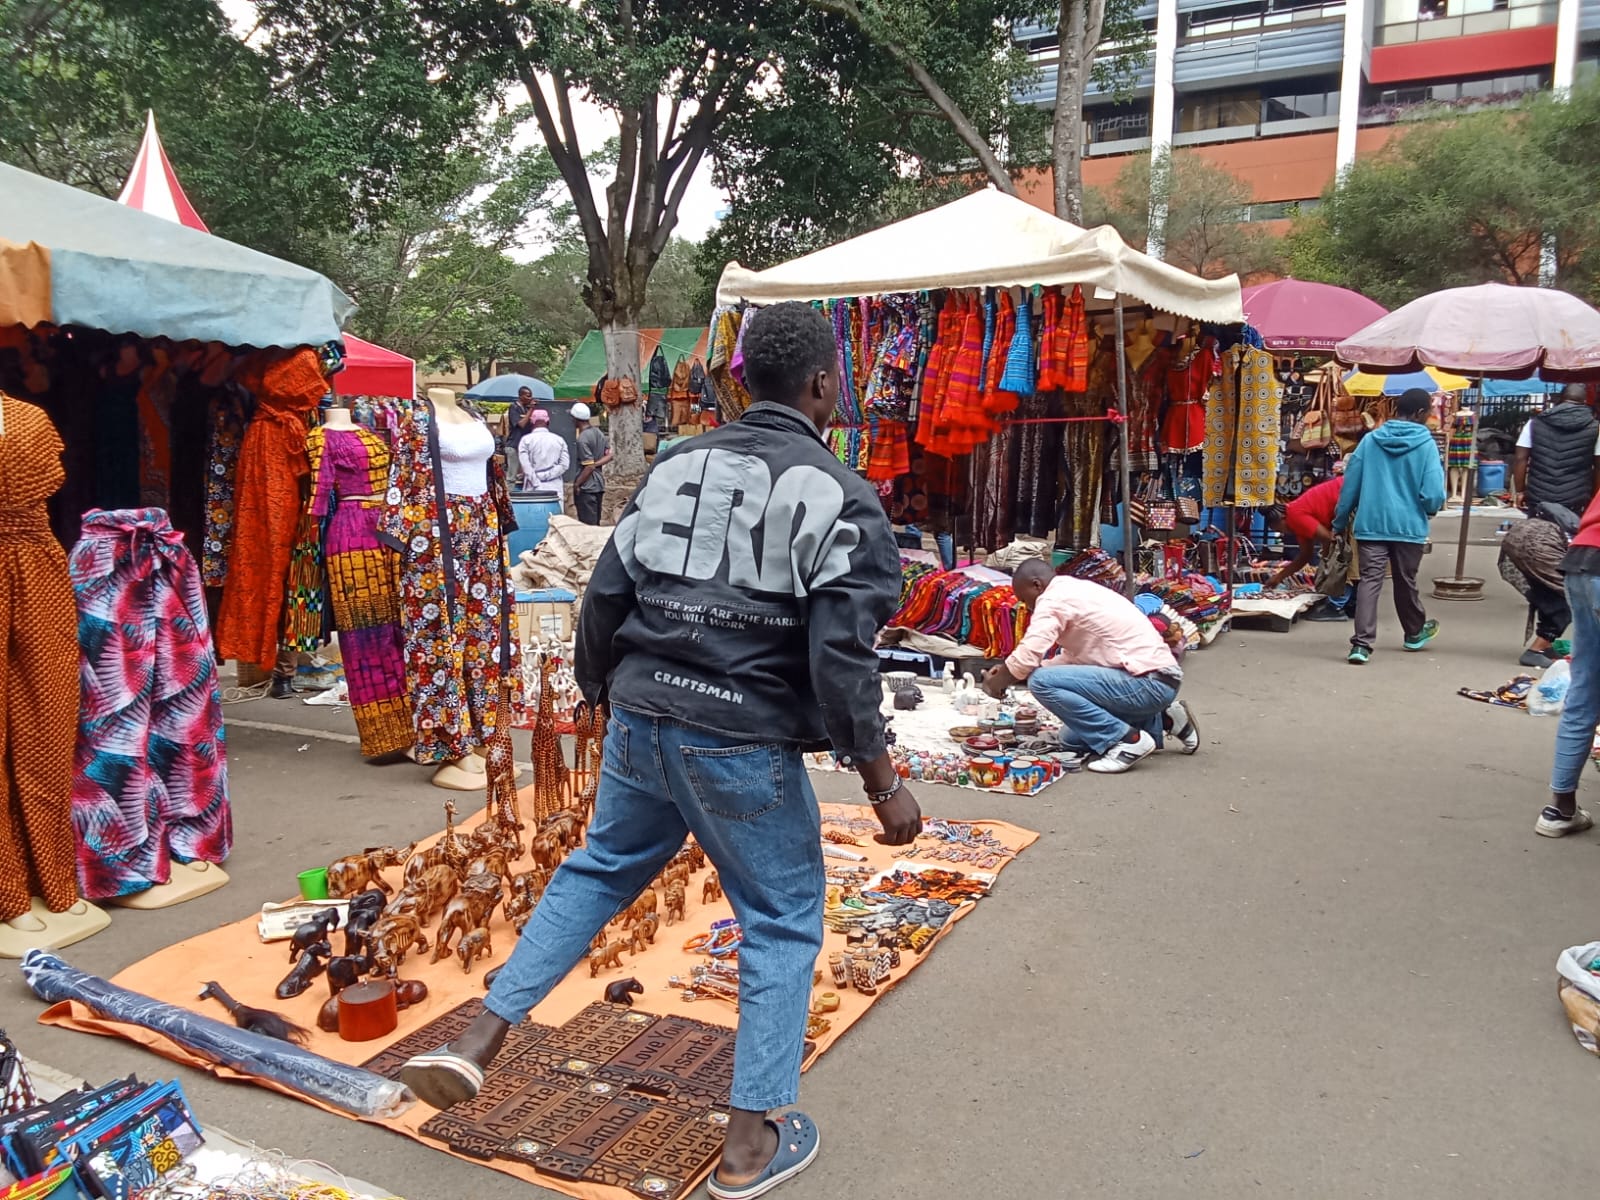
[0,395,114,949]
[425,388,493,792]
[1448,407,1477,505]
[322,403,356,431]
[1126,318,1158,373]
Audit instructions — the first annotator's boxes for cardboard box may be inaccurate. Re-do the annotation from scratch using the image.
[517,588,578,645]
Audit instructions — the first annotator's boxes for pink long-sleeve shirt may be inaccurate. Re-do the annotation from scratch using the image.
[1004,576,1180,680]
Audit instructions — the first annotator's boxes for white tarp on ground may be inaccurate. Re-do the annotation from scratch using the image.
[715,189,1243,324]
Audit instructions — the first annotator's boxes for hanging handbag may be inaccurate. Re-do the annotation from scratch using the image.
[0,1029,37,1117]
[1141,479,1176,532]
[1288,379,1333,453]
[1314,529,1355,596]
[1175,496,1200,524]
[1330,374,1365,438]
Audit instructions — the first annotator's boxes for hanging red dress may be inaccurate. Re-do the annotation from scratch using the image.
[215,349,328,671]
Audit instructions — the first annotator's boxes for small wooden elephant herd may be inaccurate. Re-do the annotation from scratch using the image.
[264,790,736,1036]
[585,843,723,979]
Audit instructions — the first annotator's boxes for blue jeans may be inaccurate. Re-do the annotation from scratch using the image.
[1027,665,1178,755]
[1551,574,1600,793]
[484,707,824,1111]
[935,531,956,570]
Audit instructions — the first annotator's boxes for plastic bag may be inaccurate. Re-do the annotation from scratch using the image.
[1529,659,1571,716]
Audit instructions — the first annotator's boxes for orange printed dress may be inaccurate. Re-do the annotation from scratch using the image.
[0,394,83,919]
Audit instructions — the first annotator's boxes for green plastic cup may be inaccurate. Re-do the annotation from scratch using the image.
[298,868,329,901]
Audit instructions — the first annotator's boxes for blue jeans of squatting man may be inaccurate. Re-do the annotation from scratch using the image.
[1551,574,1600,794]
[484,706,824,1112]
[1027,665,1178,756]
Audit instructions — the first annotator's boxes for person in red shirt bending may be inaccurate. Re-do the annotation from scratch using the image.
[1265,474,1349,621]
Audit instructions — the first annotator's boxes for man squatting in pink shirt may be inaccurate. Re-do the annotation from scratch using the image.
[980,559,1200,774]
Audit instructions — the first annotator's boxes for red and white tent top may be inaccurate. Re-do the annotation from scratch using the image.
[115,112,416,397]
[117,111,209,232]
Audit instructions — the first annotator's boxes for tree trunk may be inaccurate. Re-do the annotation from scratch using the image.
[601,321,645,518]
[1053,0,1088,225]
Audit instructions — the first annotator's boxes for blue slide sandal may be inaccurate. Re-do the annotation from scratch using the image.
[706,1112,821,1200]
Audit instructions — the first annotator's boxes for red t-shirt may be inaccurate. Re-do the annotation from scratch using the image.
[1284,477,1342,542]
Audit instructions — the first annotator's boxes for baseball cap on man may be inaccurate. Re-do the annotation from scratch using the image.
[530,408,551,425]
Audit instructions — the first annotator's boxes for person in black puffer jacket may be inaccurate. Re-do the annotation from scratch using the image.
[1515,385,1600,514]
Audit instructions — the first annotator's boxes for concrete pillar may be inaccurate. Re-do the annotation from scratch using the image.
[1146,0,1179,258]
[1335,0,1369,177]
[1555,0,1580,91]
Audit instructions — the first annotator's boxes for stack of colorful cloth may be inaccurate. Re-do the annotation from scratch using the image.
[888,563,1024,656]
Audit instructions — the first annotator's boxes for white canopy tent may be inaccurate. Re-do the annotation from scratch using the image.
[715,188,1244,323]
[715,188,1245,595]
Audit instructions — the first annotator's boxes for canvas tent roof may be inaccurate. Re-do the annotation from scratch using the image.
[715,188,1243,324]
[553,326,709,400]
[0,160,353,349]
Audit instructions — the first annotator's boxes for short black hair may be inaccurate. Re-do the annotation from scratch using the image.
[1013,558,1053,587]
[740,302,838,407]
[1397,387,1432,419]
[1563,383,1588,404]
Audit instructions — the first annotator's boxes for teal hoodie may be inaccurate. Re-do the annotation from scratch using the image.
[1332,419,1445,544]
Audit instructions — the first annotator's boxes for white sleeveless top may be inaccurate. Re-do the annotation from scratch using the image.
[436,418,495,497]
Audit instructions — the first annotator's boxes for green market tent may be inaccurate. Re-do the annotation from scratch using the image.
[553,327,709,400]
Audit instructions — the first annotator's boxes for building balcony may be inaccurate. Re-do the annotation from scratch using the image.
[1376,2,1557,43]
[1174,19,1346,85]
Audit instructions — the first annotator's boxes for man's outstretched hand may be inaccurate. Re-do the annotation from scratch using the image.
[872,783,923,845]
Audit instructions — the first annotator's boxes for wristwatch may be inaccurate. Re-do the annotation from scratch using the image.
[865,776,904,807]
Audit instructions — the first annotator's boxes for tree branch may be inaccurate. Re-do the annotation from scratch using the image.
[809,0,1016,195]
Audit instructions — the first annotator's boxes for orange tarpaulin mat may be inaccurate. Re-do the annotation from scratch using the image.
[39,796,1036,1200]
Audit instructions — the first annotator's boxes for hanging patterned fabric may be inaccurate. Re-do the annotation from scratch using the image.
[200,384,249,587]
[969,422,1016,551]
[1060,285,1090,392]
[706,306,753,421]
[1058,352,1114,549]
[379,401,522,765]
[980,289,1015,417]
[1203,344,1282,508]
[1010,391,1064,539]
[279,502,328,655]
[1117,343,1171,474]
[998,291,1036,401]
[1162,340,1216,456]
[69,507,232,902]
[306,425,412,760]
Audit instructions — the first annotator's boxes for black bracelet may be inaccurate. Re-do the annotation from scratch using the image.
[866,776,903,807]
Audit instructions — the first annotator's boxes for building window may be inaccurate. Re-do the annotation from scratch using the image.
[1088,105,1153,143]
[1261,81,1341,121]
[1373,69,1549,107]
[1178,89,1262,132]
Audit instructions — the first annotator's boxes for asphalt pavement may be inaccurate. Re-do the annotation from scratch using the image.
[3,537,1593,1199]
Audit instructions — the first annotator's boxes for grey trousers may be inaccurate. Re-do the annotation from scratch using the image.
[1352,540,1427,650]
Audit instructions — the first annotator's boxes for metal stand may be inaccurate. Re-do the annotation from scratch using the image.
[1114,297,1136,598]
[1432,388,1486,601]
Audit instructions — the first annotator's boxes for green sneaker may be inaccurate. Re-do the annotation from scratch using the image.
[1403,619,1440,652]
[1347,645,1371,665]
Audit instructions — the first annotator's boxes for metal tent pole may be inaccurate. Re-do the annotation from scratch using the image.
[1434,379,1486,600]
[1114,297,1137,598]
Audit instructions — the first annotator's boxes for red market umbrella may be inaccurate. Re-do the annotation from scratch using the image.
[335,333,416,400]
[1335,282,1600,382]
[1241,279,1387,353]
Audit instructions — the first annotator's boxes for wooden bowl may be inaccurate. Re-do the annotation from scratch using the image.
[949,725,984,742]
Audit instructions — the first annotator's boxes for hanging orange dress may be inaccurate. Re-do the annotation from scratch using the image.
[215,349,329,672]
[0,394,83,919]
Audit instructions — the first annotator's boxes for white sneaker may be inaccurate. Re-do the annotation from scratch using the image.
[1086,731,1158,774]
[1536,806,1593,838]
[1165,700,1200,755]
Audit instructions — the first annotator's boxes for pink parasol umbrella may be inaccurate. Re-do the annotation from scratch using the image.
[1335,282,1600,381]
[1241,279,1387,353]
[1337,282,1600,600]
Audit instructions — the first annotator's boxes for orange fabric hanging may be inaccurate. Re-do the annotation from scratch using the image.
[1036,288,1063,391]
[1061,284,1090,393]
[215,349,329,671]
[981,291,1015,416]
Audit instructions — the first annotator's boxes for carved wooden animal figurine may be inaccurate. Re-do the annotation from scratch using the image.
[605,977,644,1007]
[618,888,656,928]
[289,908,341,962]
[591,929,610,954]
[627,922,649,956]
[663,861,691,888]
[326,953,371,996]
[502,873,541,935]
[382,889,435,927]
[403,843,451,887]
[344,890,387,956]
[703,872,723,905]
[394,978,429,1009]
[457,927,493,973]
[589,939,626,977]
[276,941,330,998]
[404,865,460,921]
[664,880,687,926]
[437,800,473,875]
[683,841,706,872]
[466,847,510,885]
[433,874,502,961]
[541,810,583,852]
[528,831,564,873]
[632,911,659,946]
[317,995,341,1033]
[365,914,428,976]
[327,843,415,898]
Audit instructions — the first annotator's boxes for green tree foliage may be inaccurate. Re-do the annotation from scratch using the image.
[1085,149,1280,278]
[1284,81,1600,307]
[0,0,486,270]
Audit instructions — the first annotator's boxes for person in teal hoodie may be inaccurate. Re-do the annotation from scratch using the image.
[1332,387,1446,664]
